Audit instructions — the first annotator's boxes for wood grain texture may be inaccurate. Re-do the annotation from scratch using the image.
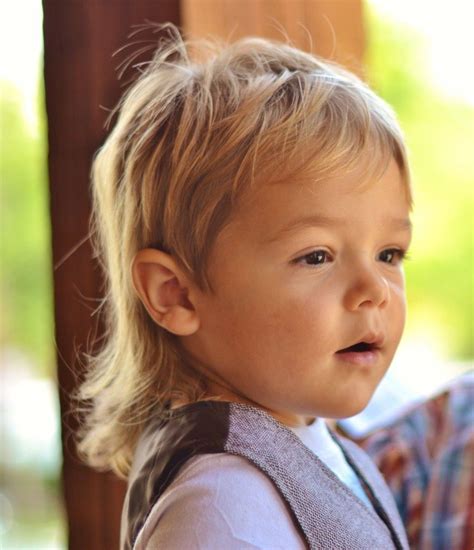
[42,2,181,548]
[182,0,366,75]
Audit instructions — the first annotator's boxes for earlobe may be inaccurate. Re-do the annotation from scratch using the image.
[131,248,200,336]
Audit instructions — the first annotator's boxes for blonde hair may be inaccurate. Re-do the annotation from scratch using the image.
[73,22,413,479]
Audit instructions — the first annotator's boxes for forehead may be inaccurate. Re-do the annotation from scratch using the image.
[224,157,411,244]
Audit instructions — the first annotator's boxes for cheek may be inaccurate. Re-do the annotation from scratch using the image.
[386,280,407,347]
[390,280,407,320]
[241,287,334,353]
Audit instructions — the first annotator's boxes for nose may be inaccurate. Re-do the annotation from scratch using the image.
[343,262,390,311]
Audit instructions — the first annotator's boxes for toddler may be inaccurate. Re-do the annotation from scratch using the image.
[75,22,414,549]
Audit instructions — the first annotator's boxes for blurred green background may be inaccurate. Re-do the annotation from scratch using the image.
[366,3,473,362]
[0,1,472,548]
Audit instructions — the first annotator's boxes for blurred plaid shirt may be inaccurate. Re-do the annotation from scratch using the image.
[339,372,474,550]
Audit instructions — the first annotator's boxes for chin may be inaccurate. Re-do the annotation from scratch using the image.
[331,395,373,420]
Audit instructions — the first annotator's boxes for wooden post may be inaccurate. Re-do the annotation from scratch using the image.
[182,0,365,75]
[42,2,181,548]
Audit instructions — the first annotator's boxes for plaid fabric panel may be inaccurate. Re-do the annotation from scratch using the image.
[348,372,474,550]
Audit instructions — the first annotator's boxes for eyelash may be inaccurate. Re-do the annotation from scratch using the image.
[293,248,411,268]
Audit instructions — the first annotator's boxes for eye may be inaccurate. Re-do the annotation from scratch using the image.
[379,248,410,265]
[292,247,411,268]
[292,249,332,268]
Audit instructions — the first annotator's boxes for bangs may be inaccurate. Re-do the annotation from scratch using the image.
[237,69,413,210]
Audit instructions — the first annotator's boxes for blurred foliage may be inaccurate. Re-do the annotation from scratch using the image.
[0,73,55,377]
[365,5,474,359]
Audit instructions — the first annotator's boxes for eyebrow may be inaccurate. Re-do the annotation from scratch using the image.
[264,214,413,243]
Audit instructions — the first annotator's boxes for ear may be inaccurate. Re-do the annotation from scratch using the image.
[131,248,200,336]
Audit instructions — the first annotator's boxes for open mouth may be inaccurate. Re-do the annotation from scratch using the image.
[336,342,378,353]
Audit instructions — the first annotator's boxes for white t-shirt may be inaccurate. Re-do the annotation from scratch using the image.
[133,418,374,549]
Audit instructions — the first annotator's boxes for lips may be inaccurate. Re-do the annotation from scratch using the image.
[336,342,377,353]
[335,332,384,354]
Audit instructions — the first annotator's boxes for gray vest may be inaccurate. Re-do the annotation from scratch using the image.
[121,400,409,549]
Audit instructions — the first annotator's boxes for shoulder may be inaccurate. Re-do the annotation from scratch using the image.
[134,452,307,550]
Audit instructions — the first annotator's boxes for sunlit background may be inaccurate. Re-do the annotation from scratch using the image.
[1,1,472,547]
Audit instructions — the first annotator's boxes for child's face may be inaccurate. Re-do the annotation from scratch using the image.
[182,157,412,426]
